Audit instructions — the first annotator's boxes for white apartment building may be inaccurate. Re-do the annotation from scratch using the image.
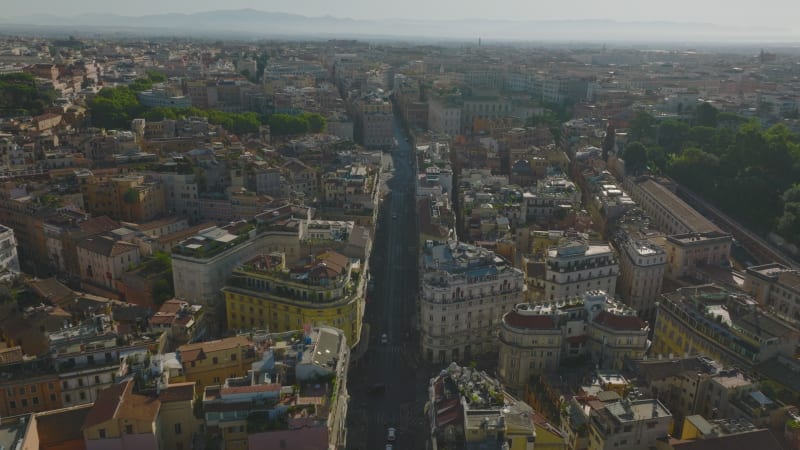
[419,240,525,364]
[744,263,800,322]
[0,224,20,277]
[145,171,200,223]
[171,226,299,307]
[461,96,512,128]
[614,233,666,318]
[624,176,718,235]
[298,219,354,242]
[428,96,462,137]
[50,328,148,408]
[520,177,581,223]
[76,235,141,292]
[497,303,562,393]
[543,239,619,301]
[588,398,672,450]
[357,93,393,149]
[497,291,649,394]
[664,231,732,279]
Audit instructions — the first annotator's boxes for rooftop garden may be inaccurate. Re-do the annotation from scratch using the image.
[172,225,254,259]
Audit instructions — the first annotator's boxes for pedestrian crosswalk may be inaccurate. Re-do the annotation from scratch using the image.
[381,344,403,354]
[366,403,421,427]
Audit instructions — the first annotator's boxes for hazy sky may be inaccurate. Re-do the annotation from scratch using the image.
[6,0,798,30]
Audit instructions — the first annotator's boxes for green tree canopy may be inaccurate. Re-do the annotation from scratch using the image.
[89,86,143,129]
[146,71,167,83]
[0,73,57,116]
[302,112,327,133]
[646,145,667,174]
[128,78,154,92]
[623,142,648,175]
[629,111,657,143]
[668,147,719,192]
[694,102,719,127]
[778,185,800,244]
[601,125,615,161]
[618,105,800,244]
[687,126,718,152]
[269,114,312,136]
[657,119,689,154]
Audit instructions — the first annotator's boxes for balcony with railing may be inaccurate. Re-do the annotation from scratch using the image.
[660,296,759,363]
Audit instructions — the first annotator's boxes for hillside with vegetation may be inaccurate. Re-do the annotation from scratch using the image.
[0,73,58,117]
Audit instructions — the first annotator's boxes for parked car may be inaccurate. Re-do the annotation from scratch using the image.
[387,427,396,441]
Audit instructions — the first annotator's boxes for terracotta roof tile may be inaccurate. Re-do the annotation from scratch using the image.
[566,335,588,344]
[158,299,188,315]
[504,311,558,330]
[149,314,175,325]
[36,404,92,446]
[221,383,281,396]
[593,310,645,331]
[78,216,120,235]
[29,277,75,305]
[83,382,127,429]
[179,348,204,363]
[78,236,138,257]
[158,382,196,403]
[84,380,161,429]
[178,335,252,357]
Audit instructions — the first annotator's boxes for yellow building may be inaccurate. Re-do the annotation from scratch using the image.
[223,250,362,346]
[653,285,799,369]
[79,173,166,223]
[82,379,161,449]
[532,412,568,449]
[663,231,732,279]
[656,414,785,450]
[176,336,258,389]
[158,382,202,450]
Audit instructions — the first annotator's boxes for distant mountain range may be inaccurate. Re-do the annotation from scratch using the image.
[1,9,797,43]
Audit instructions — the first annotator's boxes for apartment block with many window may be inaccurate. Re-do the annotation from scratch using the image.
[543,239,619,302]
[613,231,666,318]
[176,335,259,389]
[0,224,20,278]
[652,284,800,368]
[664,231,732,279]
[587,398,672,450]
[497,291,649,394]
[744,263,800,323]
[223,250,363,347]
[420,241,525,364]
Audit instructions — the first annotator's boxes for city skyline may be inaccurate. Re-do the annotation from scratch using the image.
[2,14,800,450]
[4,0,799,32]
